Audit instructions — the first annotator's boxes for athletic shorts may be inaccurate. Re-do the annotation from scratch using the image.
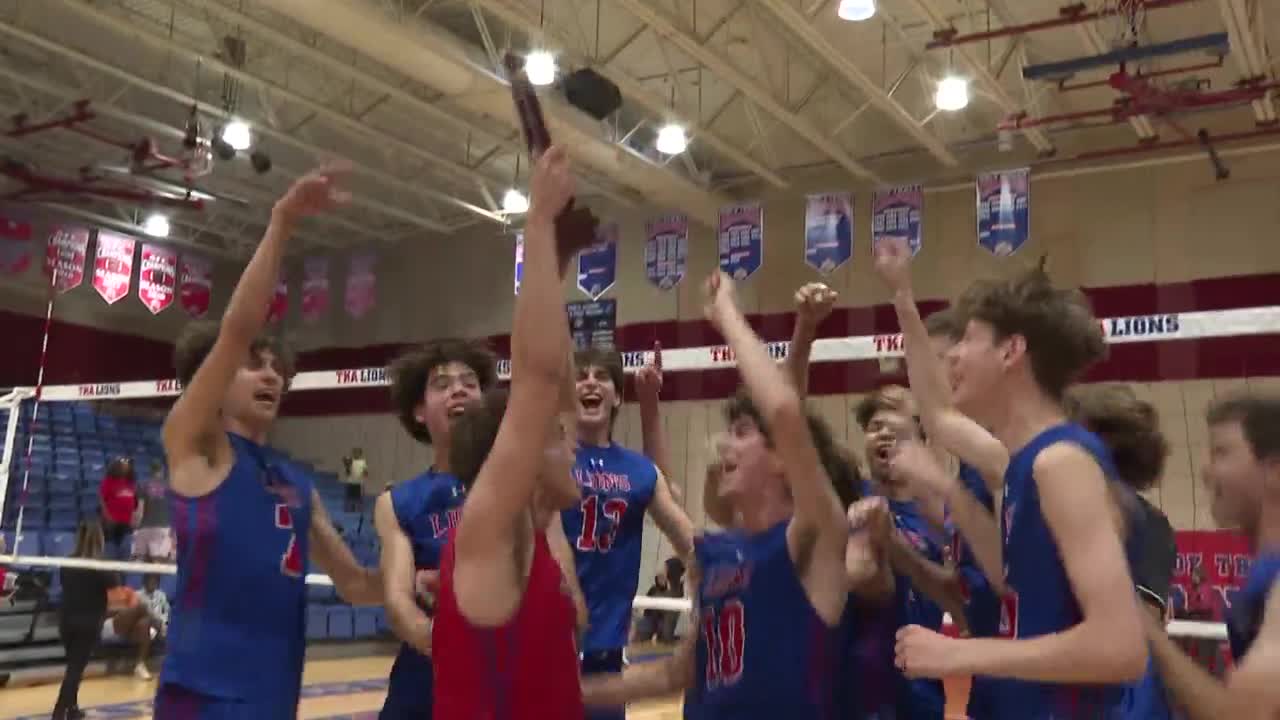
[154,683,297,720]
[132,527,175,561]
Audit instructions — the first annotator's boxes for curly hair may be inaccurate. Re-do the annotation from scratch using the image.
[173,322,296,388]
[954,266,1106,400]
[387,338,498,444]
[1066,384,1168,491]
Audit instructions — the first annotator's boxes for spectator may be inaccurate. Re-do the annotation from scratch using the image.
[632,573,671,643]
[1183,565,1215,620]
[98,457,137,559]
[138,574,170,637]
[131,460,173,562]
[343,448,367,511]
[53,519,117,719]
[103,585,160,680]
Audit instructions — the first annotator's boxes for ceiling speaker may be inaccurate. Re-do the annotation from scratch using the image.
[563,68,621,121]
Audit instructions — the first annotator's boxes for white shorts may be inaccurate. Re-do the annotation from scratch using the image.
[131,527,174,561]
[101,617,120,641]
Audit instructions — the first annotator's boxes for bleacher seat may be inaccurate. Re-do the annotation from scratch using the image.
[354,608,378,639]
[327,607,354,639]
[307,605,329,640]
[45,531,74,557]
[48,510,78,530]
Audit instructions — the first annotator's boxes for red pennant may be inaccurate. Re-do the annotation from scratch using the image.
[91,230,136,305]
[0,213,33,276]
[44,226,89,294]
[301,256,330,324]
[178,254,213,318]
[267,276,288,324]
[345,252,376,319]
[138,243,177,314]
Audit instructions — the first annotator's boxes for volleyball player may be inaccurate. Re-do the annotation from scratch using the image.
[891,260,1149,718]
[565,341,694,720]
[1142,392,1280,718]
[429,144,587,718]
[582,269,876,718]
[375,338,497,719]
[156,163,383,717]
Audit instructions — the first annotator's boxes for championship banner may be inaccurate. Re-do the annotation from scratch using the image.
[1170,530,1252,620]
[0,213,33,276]
[44,226,89,294]
[137,242,177,315]
[644,215,688,290]
[718,203,763,280]
[91,230,136,305]
[178,254,212,319]
[977,167,1030,256]
[566,299,617,351]
[301,256,330,324]
[872,185,923,257]
[345,252,376,319]
[804,193,853,275]
[577,222,618,300]
[267,276,288,324]
[513,232,524,296]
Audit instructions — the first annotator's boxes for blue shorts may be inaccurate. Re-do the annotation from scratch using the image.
[380,646,435,719]
[582,649,625,720]
[154,683,297,719]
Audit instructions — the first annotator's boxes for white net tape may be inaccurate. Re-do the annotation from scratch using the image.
[5,303,1271,643]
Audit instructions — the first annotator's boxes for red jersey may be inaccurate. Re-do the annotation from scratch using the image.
[433,527,584,720]
[100,474,137,524]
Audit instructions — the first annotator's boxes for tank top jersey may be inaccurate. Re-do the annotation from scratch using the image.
[160,432,312,703]
[988,422,1129,720]
[382,469,467,717]
[684,521,841,720]
[835,599,897,719]
[1228,550,1280,660]
[947,463,1001,720]
[432,527,584,720]
[560,442,658,652]
[886,497,946,719]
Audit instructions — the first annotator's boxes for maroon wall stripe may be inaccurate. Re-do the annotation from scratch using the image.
[3,273,1278,415]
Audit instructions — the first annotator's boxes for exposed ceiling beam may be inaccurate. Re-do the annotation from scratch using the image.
[898,0,1055,154]
[614,0,885,184]
[0,13,452,235]
[1074,23,1158,138]
[468,0,790,189]
[754,0,959,167]
[1217,0,1277,123]
[40,203,243,260]
[59,0,505,225]
[252,0,728,225]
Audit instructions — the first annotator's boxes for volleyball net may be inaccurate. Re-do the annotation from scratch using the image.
[5,303,1279,642]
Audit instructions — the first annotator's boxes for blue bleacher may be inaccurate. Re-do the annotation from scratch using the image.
[307,605,329,640]
[354,608,378,639]
[327,607,354,639]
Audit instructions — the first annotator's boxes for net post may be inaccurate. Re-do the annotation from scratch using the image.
[0,389,30,551]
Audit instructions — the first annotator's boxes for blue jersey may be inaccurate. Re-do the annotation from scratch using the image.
[950,463,1000,720]
[836,599,897,719]
[685,521,840,720]
[381,469,466,719]
[561,443,658,652]
[989,422,1126,719]
[887,498,946,720]
[160,433,312,705]
[1228,550,1280,660]
[1117,657,1174,720]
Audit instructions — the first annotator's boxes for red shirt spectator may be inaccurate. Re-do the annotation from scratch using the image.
[100,458,138,525]
[1185,568,1216,620]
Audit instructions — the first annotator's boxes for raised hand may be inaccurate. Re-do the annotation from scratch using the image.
[528,145,575,225]
[872,236,914,293]
[794,282,838,330]
[889,439,955,502]
[702,271,739,329]
[274,162,353,219]
[635,341,663,405]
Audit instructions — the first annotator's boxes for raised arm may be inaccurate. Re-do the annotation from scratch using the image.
[872,237,1008,490]
[635,346,695,558]
[374,492,431,655]
[162,165,349,492]
[309,489,381,605]
[785,282,837,397]
[453,146,578,619]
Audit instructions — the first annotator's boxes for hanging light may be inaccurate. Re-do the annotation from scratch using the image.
[524,51,557,86]
[837,0,877,21]
[655,124,688,155]
[934,76,970,111]
[142,213,170,238]
[220,120,252,151]
[502,188,529,214]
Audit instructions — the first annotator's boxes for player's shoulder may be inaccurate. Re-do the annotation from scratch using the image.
[1031,436,1109,481]
[611,444,658,472]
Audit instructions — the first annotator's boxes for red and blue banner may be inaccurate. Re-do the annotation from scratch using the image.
[804,192,853,275]
[872,185,922,257]
[718,203,763,280]
[645,215,688,291]
[977,167,1030,256]
[577,222,618,300]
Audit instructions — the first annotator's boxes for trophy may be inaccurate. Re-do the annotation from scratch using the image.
[503,53,599,266]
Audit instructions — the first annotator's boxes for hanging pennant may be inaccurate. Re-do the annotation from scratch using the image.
[0,213,33,276]
[718,202,763,280]
[301,256,330,324]
[804,193,854,275]
[179,254,213,319]
[566,299,617,351]
[267,275,288,324]
[871,185,923,257]
[977,167,1030,256]
[92,230,136,305]
[577,222,618,300]
[513,232,524,296]
[644,215,688,291]
[138,242,177,315]
[345,252,377,319]
[44,226,89,294]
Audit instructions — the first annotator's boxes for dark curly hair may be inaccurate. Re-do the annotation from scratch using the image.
[173,322,296,388]
[1067,384,1168,491]
[387,338,498,444]
[954,265,1106,400]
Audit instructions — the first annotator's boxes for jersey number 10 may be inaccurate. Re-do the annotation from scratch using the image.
[575,495,629,552]
[700,600,746,688]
